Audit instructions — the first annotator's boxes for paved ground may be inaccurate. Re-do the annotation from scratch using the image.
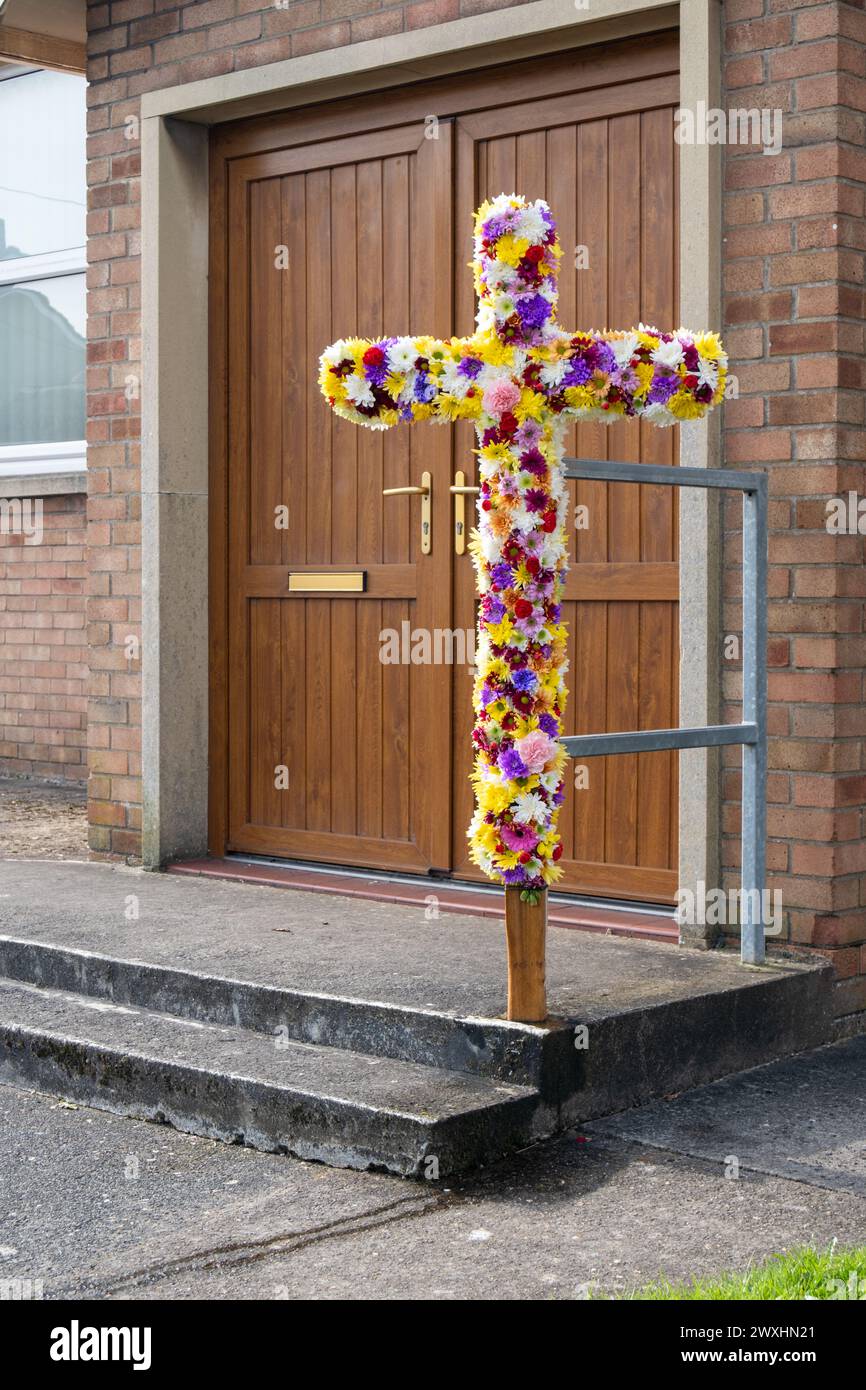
[0,778,87,861]
[2,1038,864,1300]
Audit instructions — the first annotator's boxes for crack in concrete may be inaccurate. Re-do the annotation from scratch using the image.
[69,1190,450,1298]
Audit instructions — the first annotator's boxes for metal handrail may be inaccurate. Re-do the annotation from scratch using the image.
[561,457,768,965]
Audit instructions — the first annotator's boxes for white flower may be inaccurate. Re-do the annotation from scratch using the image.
[486,258,518,290]
[388,339,418,372]
[651,338,684,370]
[344,373,375,407]
[479,527,501,563]
[539,770,561,794]
[322,339,350,367]
[517,203,548,244]
[540,360,568,389]
[513,792,548,825]
[511,505,539,535]
[697,356,718,390]
[642,401,676,427]
[439,359,472,398]
[492,292,516,320]
[611,333,639,367]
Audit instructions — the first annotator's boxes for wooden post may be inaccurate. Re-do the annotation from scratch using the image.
[504,887,547,1022]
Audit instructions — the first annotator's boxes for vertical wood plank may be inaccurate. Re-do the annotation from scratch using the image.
[605,112,642,869]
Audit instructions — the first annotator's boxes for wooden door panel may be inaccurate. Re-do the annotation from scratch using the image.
[450,90,680,902]
[219,124,453,872]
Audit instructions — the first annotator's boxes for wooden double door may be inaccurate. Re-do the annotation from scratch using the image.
[210,30,682,902]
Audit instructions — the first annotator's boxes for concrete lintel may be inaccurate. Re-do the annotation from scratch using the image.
[0,473,86,498]
[140,0,678,125]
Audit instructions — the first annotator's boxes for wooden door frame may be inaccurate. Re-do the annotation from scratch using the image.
[140,0,721,938]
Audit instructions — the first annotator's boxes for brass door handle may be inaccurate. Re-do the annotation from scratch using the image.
[451,471,478,555]
[382,471,431,555]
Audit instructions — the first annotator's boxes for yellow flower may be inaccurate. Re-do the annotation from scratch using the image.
[476,781,514,816]
[518,387,546,421]
[563,386,596,412]
[635,361,655,397]
[494,234,530,266]
[696,331,725,361]
[667,390,707,420]
[384,372,405,397]
[486,617,514,647]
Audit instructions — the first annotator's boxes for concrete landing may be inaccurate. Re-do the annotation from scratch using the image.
[0,861,835,1176]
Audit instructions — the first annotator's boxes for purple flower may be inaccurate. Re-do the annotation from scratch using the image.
[524,489,549,513]
[511,668,538,693]
[561,357,591,388]
[587,341,616,374]
[490,562,514,588]
[520,447,546,472]
[483,596,506,624]
[458,356,483,379]
[515,294,552,329]
[502,867,528,885]
[499,747,529,780]
[515,420,543,448]
[414,372,437,403]
[538,712,558,737]
[648,371,679,404]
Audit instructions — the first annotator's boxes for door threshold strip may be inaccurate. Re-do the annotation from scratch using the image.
[167,856,678,943]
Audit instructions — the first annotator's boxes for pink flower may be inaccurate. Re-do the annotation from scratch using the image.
[500,822,539,853]
[482,377,521,420]
[514,728,558,774]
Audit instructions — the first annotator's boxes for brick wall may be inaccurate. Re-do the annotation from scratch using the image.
[85,0,866,1018]
[0,491,87,783]
[721,0,866,1021]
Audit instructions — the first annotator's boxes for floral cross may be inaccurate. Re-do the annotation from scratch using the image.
[320,194,726,897]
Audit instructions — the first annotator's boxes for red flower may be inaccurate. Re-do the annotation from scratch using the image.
[683,373,698,390]
[363,345,385,367]
[481,499,492,511]
[499,411,518,435]
[552,843,563,861]
[514,598,533,619]
[542,510,557,532]
[519,851,533,864]
[526,556,541,577]
[525,245,545,263]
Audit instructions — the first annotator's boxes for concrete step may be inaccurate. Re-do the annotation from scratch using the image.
[0,865,838,1177]
[0,934,555,1087]
[0,977,540,1178]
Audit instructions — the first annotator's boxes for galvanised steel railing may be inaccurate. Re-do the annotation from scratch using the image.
[560,457,768,965]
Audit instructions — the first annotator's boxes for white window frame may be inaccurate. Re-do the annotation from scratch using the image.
[0,74,87,481]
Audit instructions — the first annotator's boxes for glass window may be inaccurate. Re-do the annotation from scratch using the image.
[0,275,85,445]
[0,66,86,474]
[0,69,86,261]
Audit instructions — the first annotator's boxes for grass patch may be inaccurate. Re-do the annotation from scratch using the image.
[618,1245,866,1301]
